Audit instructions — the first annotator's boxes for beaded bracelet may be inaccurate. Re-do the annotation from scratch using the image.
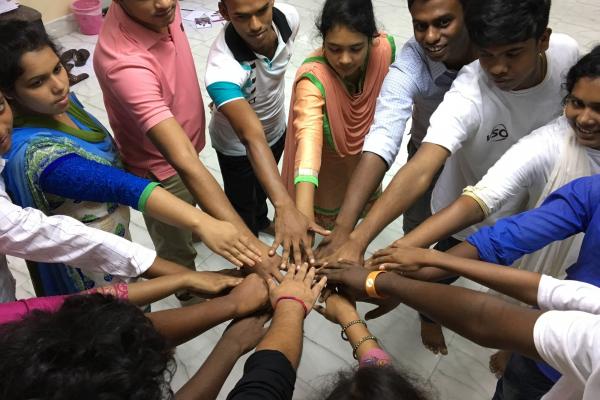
[275,296,308,317]
[352,335,378,359]
[340,319,367,341]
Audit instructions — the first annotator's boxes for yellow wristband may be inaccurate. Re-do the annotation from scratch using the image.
[365,270,387,299]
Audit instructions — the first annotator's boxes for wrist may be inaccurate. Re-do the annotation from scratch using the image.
[348,230,368,252]
[273,196,294,209]
[275,298,307,318]
[338,310,361,326]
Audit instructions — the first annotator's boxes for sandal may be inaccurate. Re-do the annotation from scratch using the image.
[73,49,90,67]
[69,72,89,86]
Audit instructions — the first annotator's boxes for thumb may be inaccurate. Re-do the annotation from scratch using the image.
[309,222,331,236]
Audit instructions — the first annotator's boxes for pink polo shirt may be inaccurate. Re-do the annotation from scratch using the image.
[93,3,205,181]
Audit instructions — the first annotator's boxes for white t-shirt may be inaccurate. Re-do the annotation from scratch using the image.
[423,33,580,239]
[534,275,600,400]
[470,116,600,215]
[205,3,299,156]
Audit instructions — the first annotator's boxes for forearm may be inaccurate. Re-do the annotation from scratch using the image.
[295,182,315,221]
[176,338,242,400]
[255,301,304,369]
[377,274,541,358]
[245,139,294,208]
[144,186,213,236]
[351,158,441,250]
[146,295,238,346]
[423,249,542,306]
[400,196,485,248]
[334,152,387,230]
[142,256,193,278]
[120,273,189,306]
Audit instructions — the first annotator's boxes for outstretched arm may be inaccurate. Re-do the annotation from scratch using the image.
[148,118,283,281]
[324,143,449,263]
[146,274,269,346]
[319,265,541,360]
[219,100,328,267]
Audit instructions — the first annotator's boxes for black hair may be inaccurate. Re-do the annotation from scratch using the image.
[565,45,600,94]
[465,0,551,48]
[0,294,175,400]
[322,365,431,400]
[316,0,377,40]
[0,20,60,94]
[407,0,470,12]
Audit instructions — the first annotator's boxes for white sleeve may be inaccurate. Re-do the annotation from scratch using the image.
[422,86,481,154]
[534,310,600,394]
[537,275,600,314]
[0,194,156,278]
[467,126,558,214]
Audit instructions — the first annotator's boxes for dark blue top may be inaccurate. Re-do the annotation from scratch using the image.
[467,174,600,382]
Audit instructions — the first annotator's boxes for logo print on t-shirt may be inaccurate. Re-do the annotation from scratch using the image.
[487,124,509,142]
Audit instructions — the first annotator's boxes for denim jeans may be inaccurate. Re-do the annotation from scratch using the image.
[492,353,554,400]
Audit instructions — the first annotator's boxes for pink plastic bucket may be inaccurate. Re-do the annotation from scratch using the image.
[71,0,103,35]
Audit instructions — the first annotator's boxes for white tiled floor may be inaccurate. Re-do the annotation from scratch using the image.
[8,0,599,398]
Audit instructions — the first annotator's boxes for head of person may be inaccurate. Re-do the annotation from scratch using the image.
[0,21,71,118]
[0,294,175,399]
[219,0,277,53]
[115,0,177,33]
[465,0,552,91]
[0,91,12,155]
[316,0,378,81]
[407,0,471,68]
[564,46,600,150]
[323,365,430,400]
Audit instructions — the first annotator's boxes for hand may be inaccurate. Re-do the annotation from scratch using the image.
[269,202,330,268]
[221,312,271,355]
[316,260,370,297]
[314,291,359,325]
[368,244,432,272]
[314,225,351,260]
[200,220,262,268]
[253,251,285,282]
[317,238,365,266]
[226,274,269,317]
[184,271,243,295]
[267,263,327,316]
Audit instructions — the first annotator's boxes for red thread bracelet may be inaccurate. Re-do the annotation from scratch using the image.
[276,296,308,317]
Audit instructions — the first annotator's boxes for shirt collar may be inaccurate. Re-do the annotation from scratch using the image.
[425,55,457,84]
[0,158,5,173]
[111,2,173,50]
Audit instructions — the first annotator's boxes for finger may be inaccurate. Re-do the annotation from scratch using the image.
[292,240,302,267]
[241,238,263,260]
[320,286,332,302]
[231,248,258,267]
[308,222,331,236]
[369,254,397,267]
[237,241,261,263]
[312,276,327,298]
[222,250,243,268]
[272,268,285,283]
[305,266,316,285]
[284,264,296,281]
[295,262,309,281]
[267,277,277,292]
[379,263,405,271]
[281,239,291,269]
[269,234,282,257]
[302,237,316,264]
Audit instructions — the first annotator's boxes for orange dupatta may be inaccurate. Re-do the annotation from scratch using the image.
[282,33,395,202]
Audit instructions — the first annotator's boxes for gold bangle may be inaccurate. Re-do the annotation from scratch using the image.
[352,335,378,359]
[365,270,387,299]
[340,319,366,341]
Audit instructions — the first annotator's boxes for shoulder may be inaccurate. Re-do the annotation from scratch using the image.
[547,33,580,66]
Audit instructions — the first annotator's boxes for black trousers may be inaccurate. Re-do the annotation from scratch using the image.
[216,132,286,236]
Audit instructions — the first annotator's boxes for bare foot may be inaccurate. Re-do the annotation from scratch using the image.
[260,221,276,237]
[420,320,448,355]
[489,350,512,378]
